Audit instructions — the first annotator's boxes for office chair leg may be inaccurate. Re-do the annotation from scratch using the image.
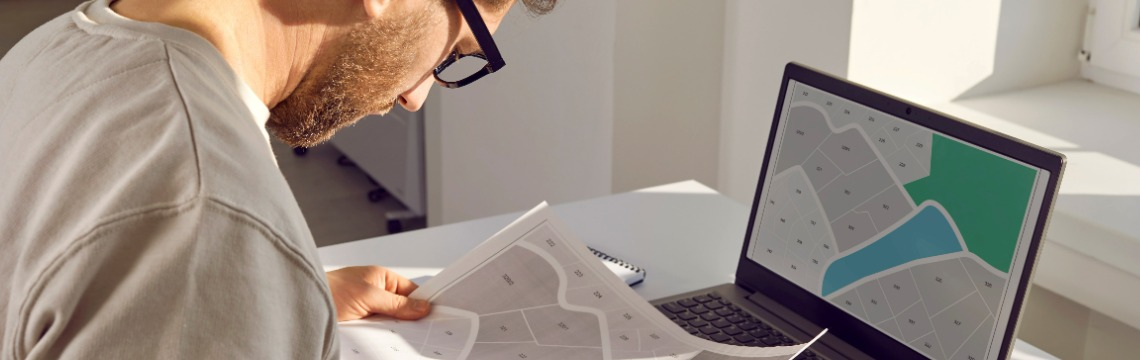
[385,210,422,234]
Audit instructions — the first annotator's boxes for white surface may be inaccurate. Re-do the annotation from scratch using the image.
[423,0,615,225]
[1010,339,1061,360]
[1034,232,1140,333]
[320,180,1056,358]
[717,0,853,205]
[848,0,1085,104]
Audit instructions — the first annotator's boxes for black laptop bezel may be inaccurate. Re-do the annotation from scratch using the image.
[734,62,1065,359]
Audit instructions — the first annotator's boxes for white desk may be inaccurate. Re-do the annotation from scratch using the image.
[318,180,1056,360]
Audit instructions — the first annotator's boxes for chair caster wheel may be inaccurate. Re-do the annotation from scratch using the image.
[367,189,388,202]
[387,219,403,234]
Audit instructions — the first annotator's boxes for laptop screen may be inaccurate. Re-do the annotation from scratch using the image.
[745,80,1052,360]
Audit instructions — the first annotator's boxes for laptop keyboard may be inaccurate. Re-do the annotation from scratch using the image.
[655,292,821,360]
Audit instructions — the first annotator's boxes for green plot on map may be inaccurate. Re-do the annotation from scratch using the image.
[904,134,1037,273]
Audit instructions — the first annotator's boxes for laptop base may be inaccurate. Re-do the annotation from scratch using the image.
[651,283,878,360]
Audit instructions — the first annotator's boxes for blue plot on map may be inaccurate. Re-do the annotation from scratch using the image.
[821,205,963,296]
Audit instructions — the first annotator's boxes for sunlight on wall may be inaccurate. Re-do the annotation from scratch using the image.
[848,0,1001,104]
[1059,152,1140,196]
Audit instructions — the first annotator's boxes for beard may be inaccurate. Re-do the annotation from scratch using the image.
[267,11,431,148]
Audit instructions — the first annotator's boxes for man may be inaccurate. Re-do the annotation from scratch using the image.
[0,0,553,358]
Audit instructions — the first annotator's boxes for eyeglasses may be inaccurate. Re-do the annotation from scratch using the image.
[433,0,505,89]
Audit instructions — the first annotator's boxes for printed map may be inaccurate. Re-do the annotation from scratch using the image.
[748,83,1039,360]
[340,204,823,360]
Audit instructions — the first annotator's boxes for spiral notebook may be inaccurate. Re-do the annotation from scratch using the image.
[588,246,647,286]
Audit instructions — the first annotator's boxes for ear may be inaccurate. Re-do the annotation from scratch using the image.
[361,0,394,19]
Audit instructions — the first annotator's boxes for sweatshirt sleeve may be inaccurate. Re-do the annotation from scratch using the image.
[9,199,339,360]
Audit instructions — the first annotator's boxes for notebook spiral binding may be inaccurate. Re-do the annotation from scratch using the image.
[588,246,647,286]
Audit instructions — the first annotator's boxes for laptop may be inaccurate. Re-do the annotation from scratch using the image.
[650,63,1065,360]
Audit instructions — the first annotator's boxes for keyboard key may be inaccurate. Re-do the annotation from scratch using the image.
[738,322,758,331]
[663,303,686,314]
[734,334,756,343]
[759,322,772,330]
[726,315,746,324]
[664,312,677,320]
[710,333,732,343]
[711,319,733,329]
[690,305,711,314]
[697,334,712,341]
[700,312,719,321]
[723,327,743,336]
[708,293,722,299]
[688,319,709,328]
[705,302,725,310]
[748,329,767,338]
[715,308,734,317]
[694,295,714,303]
[678,299,700,308]
[673,319,687,327]
[677,312,697,321]
[683,326,699,334]
[760,335,782,346]
[699,326,720,335]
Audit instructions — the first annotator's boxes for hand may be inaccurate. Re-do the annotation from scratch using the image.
[325,266,432,322]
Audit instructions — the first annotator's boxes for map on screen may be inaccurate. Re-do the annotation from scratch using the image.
[747,82,1048,360]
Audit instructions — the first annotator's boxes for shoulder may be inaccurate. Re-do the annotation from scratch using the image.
[7,198,337,359]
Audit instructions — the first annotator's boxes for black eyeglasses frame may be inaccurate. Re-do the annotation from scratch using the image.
[433,0,505,89]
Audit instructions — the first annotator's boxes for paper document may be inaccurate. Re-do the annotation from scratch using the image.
[339,203,826,359]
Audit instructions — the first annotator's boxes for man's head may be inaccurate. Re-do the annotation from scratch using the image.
[267,0,555,148]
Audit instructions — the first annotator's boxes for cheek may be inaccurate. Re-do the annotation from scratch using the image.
[407,43,444,88]
[404,14,458,89]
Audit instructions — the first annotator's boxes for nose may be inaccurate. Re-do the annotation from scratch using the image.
[399,77,435,112]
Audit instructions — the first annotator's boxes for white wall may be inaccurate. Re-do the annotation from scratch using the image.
[428,0,859,222]
[847,0,1086,104]
[717,0,854,204]
[957,0,1086,99]
[612,1,726,193]
[847,0,1003,104]
[425,1,616,225]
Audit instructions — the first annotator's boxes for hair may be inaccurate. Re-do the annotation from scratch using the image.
[482,0,557,15]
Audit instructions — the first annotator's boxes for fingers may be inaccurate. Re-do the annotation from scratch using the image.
[364,287,432,320]
[384,269,419,296]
